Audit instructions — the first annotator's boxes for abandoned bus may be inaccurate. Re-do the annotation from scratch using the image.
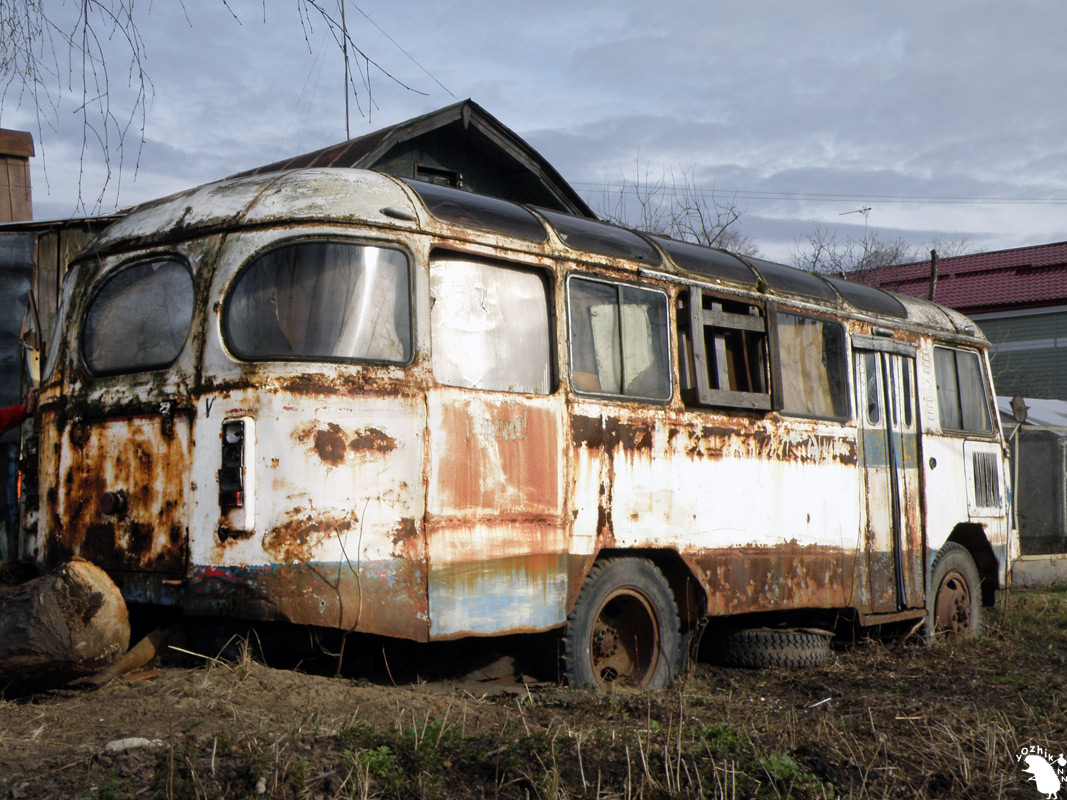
[24,168,1014,688]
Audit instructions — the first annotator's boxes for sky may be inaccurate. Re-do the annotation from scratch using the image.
[4,0,1067,264]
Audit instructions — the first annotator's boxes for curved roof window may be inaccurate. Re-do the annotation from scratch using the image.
[537,209,661,265]
[82,257,194,375]
[402,179,547,242]
[823,276,907,318]
[747,258,838,301]
[651,236,757,286]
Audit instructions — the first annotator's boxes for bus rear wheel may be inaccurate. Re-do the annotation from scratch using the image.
[926,542,982,641]
[563,558,680,690]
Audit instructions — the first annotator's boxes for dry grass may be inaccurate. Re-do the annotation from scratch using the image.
[3,588,1067,798]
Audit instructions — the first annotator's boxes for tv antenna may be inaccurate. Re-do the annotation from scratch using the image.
[839,206,872,244]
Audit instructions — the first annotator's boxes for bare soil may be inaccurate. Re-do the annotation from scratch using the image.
[2,589,1065,799]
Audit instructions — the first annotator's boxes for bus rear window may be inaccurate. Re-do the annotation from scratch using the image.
[82,257,194,375]
[224,242,411,364]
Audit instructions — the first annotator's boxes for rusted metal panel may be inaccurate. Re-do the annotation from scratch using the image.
[425,390,568,637]
[184,383,430,640]
[682,545,859,615]
[44,410,191,574]
[429,395,561,514]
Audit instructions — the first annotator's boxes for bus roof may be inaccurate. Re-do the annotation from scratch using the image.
[87,167,983,342]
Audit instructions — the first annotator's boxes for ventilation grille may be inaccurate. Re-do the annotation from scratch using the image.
[971,450,1002,508]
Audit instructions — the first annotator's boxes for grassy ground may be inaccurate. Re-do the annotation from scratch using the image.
[2,588,1066,799]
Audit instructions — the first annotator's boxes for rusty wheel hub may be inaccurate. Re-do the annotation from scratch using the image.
[935,570,972,633]
[593,624,619,660]
[588,589,660,689]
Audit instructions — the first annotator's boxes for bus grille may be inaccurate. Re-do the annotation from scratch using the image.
[971,451,1002,508]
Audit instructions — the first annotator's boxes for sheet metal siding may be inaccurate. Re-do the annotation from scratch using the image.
[570,403,864,615]
[425,389,568,637]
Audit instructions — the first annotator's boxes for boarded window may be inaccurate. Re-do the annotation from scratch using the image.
[777,312,848,419]
[431,258,553,394]
[224,242,411,363]
[82,258,194,375]
[934,346,991,433]
[568,277,670,401]
[678,287,769,410]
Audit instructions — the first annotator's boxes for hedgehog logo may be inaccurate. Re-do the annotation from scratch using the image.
[1017,745,1067,799]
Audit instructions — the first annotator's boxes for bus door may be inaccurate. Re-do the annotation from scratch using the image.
[855,343,924,612]
[424,256,567,638]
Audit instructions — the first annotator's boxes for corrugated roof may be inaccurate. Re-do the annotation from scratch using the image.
[853,241,1067,314]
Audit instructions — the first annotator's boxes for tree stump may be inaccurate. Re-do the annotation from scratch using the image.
[0,558,129,695]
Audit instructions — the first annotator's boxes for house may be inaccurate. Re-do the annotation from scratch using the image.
[853,242,1067,399]
[231,99,594,217]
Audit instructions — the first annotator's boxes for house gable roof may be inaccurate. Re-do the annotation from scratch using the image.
[853,241,1067,315]
[229,99,595,218]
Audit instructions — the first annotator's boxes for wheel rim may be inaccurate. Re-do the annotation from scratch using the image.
[588,588,661,689]
[934,569,972,633]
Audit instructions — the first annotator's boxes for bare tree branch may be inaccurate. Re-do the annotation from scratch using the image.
[597,160,759,257]
[0,1,429,214]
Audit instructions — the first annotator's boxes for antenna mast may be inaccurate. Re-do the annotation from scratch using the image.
[341,1,350,139]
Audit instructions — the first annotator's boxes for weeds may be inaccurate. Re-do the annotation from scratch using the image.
[4,590,1066,798]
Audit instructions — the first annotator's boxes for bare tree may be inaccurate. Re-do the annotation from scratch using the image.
[598,161,759,257]
[792,218,980,274]
[791,222,917,274]
[925,235,975,259]
[0,1,426,213]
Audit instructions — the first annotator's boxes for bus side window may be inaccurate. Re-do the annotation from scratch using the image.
[933,345,991,432]
[567,277,670,401]
[862,351,881,425]
[776,312,849,420]
[678,287,770,411]
[430,257,554,394]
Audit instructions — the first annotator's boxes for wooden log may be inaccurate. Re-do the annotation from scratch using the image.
[0,558,130,695]
[80,627,171,688]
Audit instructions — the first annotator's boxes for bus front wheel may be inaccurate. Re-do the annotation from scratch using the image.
[926,542,982,642]
[563,558,680,690]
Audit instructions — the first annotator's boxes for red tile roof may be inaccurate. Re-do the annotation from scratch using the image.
[852,241,1067,314]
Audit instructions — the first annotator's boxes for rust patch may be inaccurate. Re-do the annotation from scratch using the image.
[294,423,397,466]
[681,543,862,616]
[349,427,396,455]
[677,423,857,466]
[572,414,654,454]
[262,513,356,562]
[49,411,190,574]
[185,555,430,642]
[313,424,347,465]
[391,517,419,548]
[436,399,560,514]
[278,372,421,399]
[69,420,89,449]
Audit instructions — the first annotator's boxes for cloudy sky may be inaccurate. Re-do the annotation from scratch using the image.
[4,0,1067,263]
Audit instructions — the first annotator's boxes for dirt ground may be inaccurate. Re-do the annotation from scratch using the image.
[2,589,1066,800]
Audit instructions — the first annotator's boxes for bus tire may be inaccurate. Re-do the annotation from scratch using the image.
[563,558,680,690]
[716,629,832,669]
[925,542,981,642]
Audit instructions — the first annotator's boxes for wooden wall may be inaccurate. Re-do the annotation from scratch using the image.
[0,130,34,223]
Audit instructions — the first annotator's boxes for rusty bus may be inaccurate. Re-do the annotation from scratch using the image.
[22,168,1015,688]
